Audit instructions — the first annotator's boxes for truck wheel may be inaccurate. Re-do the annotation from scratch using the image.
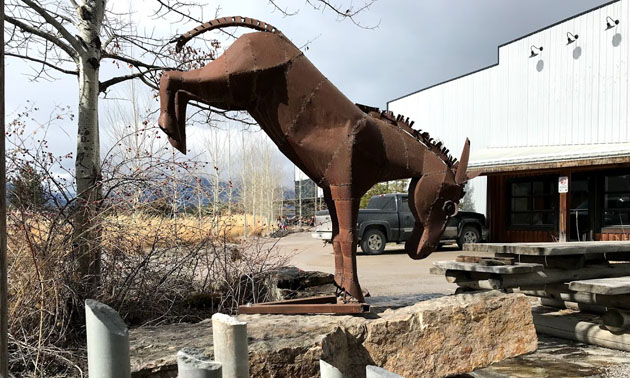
[457,226,481,249]
[360,229,386,255]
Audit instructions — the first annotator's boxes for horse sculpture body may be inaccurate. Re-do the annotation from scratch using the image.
[158,17,470,302]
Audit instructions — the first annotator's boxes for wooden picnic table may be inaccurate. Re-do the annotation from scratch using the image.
[433,241,630,348]
[463,241,630,256]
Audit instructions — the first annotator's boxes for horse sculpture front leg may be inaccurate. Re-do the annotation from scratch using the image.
[158,63,232,153]
[330,185,364,302]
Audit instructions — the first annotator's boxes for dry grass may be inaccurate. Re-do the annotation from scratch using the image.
[9,212,278,252]
[6,210,288,377]
[101,213,276,249]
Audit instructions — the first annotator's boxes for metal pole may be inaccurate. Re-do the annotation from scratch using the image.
[0,1,8,375]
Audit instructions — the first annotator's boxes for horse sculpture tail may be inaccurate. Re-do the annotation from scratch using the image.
[172,16,284,52]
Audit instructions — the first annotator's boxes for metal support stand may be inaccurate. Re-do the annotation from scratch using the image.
[238,295,370,315]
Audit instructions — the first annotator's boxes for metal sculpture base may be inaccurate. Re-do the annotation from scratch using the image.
[238,295,370,315]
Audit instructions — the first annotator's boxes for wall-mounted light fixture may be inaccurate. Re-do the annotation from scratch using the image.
[530,45,543,58]
[567,32,579,44]
[606,16,620,30]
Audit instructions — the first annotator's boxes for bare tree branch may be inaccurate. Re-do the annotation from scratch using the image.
[267,0,298,16]
[268,0,379,29]
[20,0,84,55]
[5,15,77,60]
[100,68,161,93]
[153,0,237,40]
[6,52,78,76]
[101,51,165,70]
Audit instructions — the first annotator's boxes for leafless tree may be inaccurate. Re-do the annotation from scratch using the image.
[4,0,216,295]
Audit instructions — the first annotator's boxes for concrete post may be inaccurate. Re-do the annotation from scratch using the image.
[85,299,130,378]
[177,348,222,378]
[366,365,404,378]
[212,313,249,378]
[319,360,347,378]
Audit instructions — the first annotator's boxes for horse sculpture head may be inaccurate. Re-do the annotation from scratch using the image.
[405,139,471,260]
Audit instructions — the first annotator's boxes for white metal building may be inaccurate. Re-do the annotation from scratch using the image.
[388,0,630,242]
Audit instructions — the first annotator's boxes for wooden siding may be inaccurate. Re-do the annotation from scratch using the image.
[597,233,630,240]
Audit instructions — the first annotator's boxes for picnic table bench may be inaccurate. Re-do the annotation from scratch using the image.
[432,241,630,350]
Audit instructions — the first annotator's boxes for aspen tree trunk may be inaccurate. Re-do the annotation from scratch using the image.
[74,0,105,295]
[227,129,232,216]
[240,133,248,237]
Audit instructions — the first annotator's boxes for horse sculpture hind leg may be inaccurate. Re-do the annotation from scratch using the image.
[322,188,344,296]
[329,185,364,302]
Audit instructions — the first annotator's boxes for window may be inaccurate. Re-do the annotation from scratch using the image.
[399,197,410,213]
[367,196,396,211]
[508,178,556,229]
[603,174,630,227]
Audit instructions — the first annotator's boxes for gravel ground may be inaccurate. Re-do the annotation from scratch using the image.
[603,364,630,378]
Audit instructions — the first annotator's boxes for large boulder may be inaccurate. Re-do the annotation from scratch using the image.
[130,291,537,378]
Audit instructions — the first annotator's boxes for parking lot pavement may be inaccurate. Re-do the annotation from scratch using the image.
[273,231,494,296]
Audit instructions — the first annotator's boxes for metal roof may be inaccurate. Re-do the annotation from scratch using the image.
[469,143,630,174]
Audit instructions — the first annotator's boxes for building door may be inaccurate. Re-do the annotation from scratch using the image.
[570,174,592,241]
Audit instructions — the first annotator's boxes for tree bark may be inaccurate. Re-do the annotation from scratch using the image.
[74,0,104,295]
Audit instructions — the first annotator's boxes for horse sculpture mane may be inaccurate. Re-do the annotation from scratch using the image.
[355,104,457,167]
[159,16,471,305]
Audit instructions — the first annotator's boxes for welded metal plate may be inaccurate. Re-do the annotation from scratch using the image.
[238,295,370,315]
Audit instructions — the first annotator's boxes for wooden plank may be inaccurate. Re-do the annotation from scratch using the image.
[444,270,491,283]
[497,263,630,289]
[455,255,515,265]
[455,255,516,265]
[496,253,586,269]
[539,298,607,315]
[569,276,630,295]
[433,261,543,274]
[521,284,630,310]
[533,307,630,352]
[464,241,630,256]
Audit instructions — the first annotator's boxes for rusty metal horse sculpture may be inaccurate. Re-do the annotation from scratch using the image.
[158,17,471,306]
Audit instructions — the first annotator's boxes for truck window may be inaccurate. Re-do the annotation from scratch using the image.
[399,197,410,213]
[367,196,396,211]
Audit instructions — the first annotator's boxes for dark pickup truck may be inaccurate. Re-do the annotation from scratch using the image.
[312,193,488,254]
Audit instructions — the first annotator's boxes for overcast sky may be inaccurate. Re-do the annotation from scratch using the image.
[4,0,614,183]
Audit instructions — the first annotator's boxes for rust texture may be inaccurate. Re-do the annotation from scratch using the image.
[158,16,471,303]
[238,295,370,315]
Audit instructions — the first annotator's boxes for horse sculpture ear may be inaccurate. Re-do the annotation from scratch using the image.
[455,138,470,185]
